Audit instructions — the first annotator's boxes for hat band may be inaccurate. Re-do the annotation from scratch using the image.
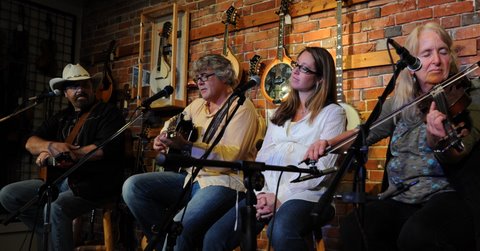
[65,74,89,80]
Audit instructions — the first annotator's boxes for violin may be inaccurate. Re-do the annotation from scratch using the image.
[307,61,480,160]
[418,75,472,152]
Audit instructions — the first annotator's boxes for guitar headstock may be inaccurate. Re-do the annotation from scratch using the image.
[277,0,291,16]
[161,21,172,39]
[105,40,116,62]
[249,55,262,76]
[224,5,238,26]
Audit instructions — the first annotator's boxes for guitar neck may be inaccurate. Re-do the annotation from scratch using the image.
[223,23,229,56]
[277,14,286,61]
[335,0,344,103]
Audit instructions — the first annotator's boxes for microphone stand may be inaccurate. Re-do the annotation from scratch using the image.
[311,60,407,251]
[2,103,148,250]
[0,98,46,123]
[145,90,248,251]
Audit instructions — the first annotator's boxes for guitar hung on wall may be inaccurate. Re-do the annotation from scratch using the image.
[222,6,243,84]
[260,0,293,104]
[335,0,361,130]
[96,40,116,103]
[149,21,173,105]
[249,54,262,78]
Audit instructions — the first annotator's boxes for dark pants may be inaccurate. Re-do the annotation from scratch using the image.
[446,143,480,251]
[340,192,476,251]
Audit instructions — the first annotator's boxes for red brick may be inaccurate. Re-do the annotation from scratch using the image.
[368,29,385,41]
[418,0,455,8]
[440,15,461,29]
[350,76,383,89]
[396,8,433,25]
[362,87,385,100]
[381,0,416,17]
[454,39,478,57]
[352,8,380,22]
[434,2,474,17]
[292,20,318,33]
[454,24,480,40]
[304,29,332,42]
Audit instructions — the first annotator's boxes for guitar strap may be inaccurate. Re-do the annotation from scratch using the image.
[202,95,236,144]
[65,102,98,144]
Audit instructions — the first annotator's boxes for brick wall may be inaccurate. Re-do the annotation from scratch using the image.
[78,0,480,250]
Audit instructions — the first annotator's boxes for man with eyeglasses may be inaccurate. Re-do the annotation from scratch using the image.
[0,63,126,251]
[122,54,261,251]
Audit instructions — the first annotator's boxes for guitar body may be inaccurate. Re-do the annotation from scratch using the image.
[39,152,75,183]
[222,46,243,84]
[261,53,292,104]
[96,40,116,103]
[149,22,173,107]
[260,0,292,104]
[162,114,198,172]
[96,66,114,103]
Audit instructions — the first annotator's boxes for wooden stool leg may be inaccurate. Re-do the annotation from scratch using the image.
[103,209,114,251]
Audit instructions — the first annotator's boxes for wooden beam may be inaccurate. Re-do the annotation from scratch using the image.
[190,0,370,41]
[345,50,399,70]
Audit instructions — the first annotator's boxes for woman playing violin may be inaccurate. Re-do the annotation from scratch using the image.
[307,22,480,250]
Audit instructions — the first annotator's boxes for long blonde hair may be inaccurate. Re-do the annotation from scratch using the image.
[393,22,458,124]
[270,47,337,126]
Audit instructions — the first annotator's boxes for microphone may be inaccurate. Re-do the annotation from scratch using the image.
[378,179,419,200]
[141,85,174,107]
[290,166,338,183]
[233,75,260,95]
[387,38,422,72]
[28,89,61,101]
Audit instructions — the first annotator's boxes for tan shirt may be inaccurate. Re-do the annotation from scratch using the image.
[162,96,260,192]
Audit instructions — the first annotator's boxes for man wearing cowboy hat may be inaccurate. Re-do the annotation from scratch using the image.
[0,63,126,251]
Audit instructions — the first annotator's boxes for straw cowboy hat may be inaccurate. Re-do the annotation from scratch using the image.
[49,63,100,91]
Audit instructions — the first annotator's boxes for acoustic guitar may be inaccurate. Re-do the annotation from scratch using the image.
[260,0,293,104]
[222,6,243,84]
[335,0,361,130]
[161,113,198,172]
[96,40,116,103]
[39,152,75,183]
[149,21,173,97]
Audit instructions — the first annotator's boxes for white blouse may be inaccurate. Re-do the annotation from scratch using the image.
[257,103,346,203]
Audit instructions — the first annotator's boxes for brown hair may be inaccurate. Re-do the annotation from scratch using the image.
[270,47,337,126]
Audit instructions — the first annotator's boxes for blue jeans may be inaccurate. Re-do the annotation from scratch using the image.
[122,171,242,251]
[204,199,330,251]
[0,179,99,251]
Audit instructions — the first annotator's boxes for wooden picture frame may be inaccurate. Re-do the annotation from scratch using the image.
[136,3,189,109]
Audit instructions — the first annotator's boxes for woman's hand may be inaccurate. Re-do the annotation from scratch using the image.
[255,193,281,220]
[303,140,329,162]
[426,101,447,139]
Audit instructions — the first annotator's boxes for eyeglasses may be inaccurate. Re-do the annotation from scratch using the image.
[193,72,215,84]
[291,61,317,74]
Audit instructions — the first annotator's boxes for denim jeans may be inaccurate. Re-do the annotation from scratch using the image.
[204,198,330,251]
[0,179,98,251]
[122,171,241,251]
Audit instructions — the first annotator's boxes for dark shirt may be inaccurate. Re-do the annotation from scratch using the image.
[33,101,126,200]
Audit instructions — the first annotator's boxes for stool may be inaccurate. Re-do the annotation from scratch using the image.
[74,203,115,251]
